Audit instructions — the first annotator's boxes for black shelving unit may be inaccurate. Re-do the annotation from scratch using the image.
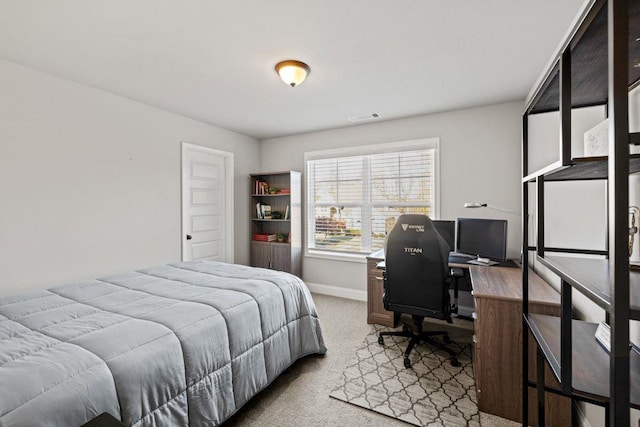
[522,0,640,425]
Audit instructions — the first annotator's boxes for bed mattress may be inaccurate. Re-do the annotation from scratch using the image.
[0,261,326,426]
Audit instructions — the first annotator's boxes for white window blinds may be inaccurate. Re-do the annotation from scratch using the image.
[306,141,438,256]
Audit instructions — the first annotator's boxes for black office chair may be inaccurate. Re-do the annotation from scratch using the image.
[378,214,461,368]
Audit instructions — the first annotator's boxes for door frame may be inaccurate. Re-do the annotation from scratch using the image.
[181,142,234,263]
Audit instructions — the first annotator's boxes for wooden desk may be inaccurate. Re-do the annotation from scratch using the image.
[365,251,570,425]
[366,249,471,326]
[470,265,570,426]
[366,250,397,326]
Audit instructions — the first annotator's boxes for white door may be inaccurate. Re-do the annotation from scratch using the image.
[181,143,234,262]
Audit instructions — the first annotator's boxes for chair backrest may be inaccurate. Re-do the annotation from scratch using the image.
[384,214,451,319]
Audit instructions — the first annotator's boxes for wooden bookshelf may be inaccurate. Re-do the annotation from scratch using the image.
[249,171,301,277]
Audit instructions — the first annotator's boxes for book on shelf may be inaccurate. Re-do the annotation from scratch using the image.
[284,205,290,220]
[253,234,276,242]
[254,180,269,195]
[256,202,263,219]
[262,205,272,219]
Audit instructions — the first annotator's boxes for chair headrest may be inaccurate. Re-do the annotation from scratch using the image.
[388,214,436,238]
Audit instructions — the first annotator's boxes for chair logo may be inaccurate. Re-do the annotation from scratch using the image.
[401,224,424,232]
[404,247,423,254]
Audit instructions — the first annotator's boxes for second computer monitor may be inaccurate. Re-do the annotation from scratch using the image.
[432,220,456,252]
[456,218,508,261]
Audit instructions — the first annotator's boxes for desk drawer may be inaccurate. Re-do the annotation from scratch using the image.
[473,339,482,403]
[472,306,481,344]
[367,270,396,327]
[367,259,383,275]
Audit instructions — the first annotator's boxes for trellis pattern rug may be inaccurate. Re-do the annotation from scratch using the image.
[330,324,479,426]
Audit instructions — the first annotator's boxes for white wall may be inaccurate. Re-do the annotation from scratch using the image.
[0,59,260,297]
[260,101,523,295]
[527,106,607,173]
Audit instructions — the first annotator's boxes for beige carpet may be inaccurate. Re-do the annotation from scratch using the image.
[330,324,479,426]
[223,294,519,426]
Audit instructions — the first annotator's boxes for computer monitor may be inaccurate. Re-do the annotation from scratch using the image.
[456,218,508,261]
[432,220,455,251]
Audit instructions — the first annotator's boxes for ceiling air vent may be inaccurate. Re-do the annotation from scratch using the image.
[348,113,381,123]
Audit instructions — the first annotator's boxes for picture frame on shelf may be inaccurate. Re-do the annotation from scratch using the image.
[583,118,608,157]
[262,205,272,219]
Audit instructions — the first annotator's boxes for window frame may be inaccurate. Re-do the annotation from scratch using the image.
[303,138,440,262]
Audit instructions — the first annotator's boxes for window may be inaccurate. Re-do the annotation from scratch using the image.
[305,139,439,258]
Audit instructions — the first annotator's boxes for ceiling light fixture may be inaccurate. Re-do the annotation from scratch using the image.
[275,60,310,87]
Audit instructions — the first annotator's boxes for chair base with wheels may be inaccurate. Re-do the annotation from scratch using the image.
[378,315,460,368]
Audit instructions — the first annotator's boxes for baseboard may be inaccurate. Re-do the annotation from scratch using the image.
[305,282,367,302]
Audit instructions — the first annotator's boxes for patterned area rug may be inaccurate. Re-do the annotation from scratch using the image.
[330,323,479,426]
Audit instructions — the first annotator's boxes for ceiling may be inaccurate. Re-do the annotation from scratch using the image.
[0,0,586,140]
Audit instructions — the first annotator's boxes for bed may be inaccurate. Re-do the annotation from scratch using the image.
[0,260,326,426]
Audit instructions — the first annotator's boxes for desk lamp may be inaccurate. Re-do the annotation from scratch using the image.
[463,202,519,216]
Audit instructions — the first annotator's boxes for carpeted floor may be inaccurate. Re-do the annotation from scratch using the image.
[223,293,519,426]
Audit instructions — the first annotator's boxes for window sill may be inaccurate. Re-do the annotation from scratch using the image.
[305,250,368,264]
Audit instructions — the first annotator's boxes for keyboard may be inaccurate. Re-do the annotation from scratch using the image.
[448,253,519,268]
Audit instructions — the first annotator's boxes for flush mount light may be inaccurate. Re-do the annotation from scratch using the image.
[275,60,310,87]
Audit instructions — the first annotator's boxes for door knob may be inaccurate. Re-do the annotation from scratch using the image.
[186,234,192,240]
